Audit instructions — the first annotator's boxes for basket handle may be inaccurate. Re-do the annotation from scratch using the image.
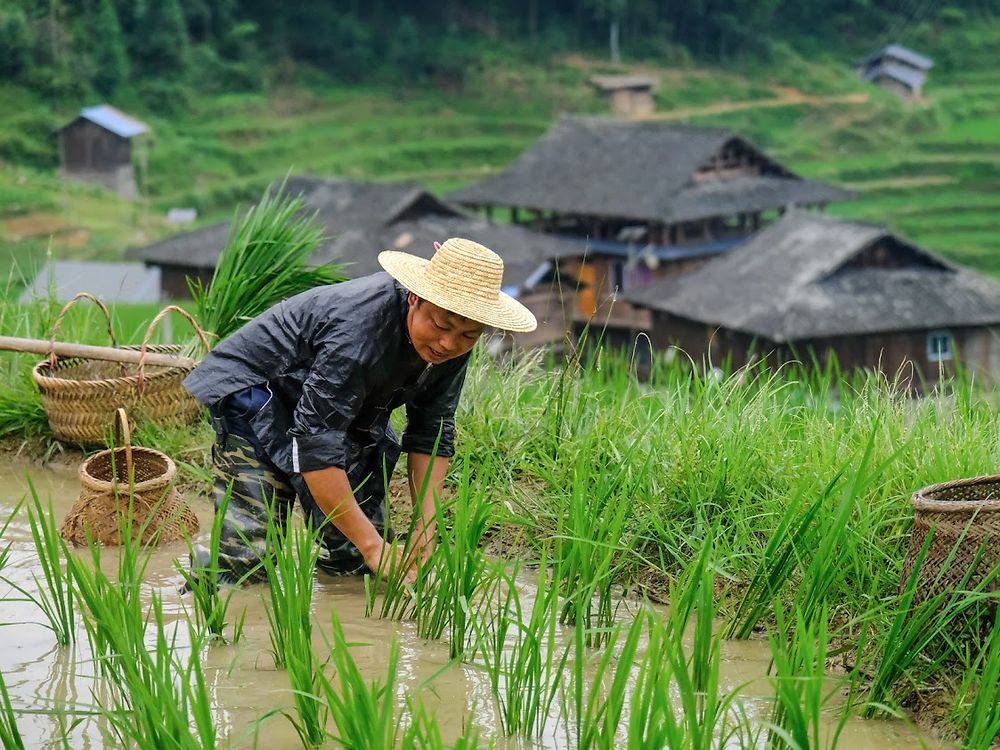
[47,292,117,368]
[137,306,211,390]
[113,407,135,489]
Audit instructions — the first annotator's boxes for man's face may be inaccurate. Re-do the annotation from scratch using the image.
[406,293,485,364]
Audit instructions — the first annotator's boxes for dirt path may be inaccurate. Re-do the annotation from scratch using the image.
[638,88,870,121]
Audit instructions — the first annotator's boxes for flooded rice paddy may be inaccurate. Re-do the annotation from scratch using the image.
[0,457,949,749]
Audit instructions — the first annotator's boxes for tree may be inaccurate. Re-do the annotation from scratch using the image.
[0,7,32,79]
[92,0,129,95]
[133,0,189,75]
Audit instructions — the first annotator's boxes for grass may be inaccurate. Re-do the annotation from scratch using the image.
[858,530,1000,718]
[961,614,1000,749]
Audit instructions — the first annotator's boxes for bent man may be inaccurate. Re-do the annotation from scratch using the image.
[183,238,536,581]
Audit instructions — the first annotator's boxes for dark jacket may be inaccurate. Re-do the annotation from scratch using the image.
[183,273,470,476]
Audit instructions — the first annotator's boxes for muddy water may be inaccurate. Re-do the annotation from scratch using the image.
[0,458,949,749]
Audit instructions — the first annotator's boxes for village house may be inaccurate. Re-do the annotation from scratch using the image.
[623,211,1000,387]
[56,105,150,199]
[449,117,852,337]
[857,44,933,100]
[19,260,160,304]
[126,177,582,351]
[588,75,657,118]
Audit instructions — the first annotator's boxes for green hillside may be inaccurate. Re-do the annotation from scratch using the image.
[1,18,997,288]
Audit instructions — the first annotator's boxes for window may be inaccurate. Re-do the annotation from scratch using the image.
[927,330,953,362]
[610,260,626,295]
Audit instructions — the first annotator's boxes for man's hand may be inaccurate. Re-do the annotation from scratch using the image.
[359,537,417,585]
[301,466,416,582]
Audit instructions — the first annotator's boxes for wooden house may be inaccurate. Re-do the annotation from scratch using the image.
[449,117,852,335]
[857,44,933,100]
[589,75,656,118]
[624,212,1000,387]
[57,105,150,199]
[126,177,581,351]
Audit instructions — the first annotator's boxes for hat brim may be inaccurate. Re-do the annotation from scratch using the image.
[378,251,538,333]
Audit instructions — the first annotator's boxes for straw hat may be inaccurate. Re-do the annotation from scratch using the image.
[378,238,537,332]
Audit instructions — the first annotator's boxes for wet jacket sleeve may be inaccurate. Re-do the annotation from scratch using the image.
[401,360,469,458]
[288,333,369,473]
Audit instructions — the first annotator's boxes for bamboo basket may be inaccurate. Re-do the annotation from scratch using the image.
[901,475,1000,603]
[61,408,199,546]
[32,296,209,445]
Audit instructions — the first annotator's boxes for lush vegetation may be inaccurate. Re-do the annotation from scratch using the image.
[0,5,998,290]
[2,334,1000,745]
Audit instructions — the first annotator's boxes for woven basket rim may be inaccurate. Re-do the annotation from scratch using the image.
[79,446,176,494]
[32,344,193,389]
[911,473,1000,513]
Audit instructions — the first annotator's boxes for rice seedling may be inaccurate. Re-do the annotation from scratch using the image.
[101,598,219,750]
[0,669,24,750]
[576,539,752,750]
[65,529,219,749]
[261,503,320,670]
[189,179,343,347]
[257,504,328,746]
[766,604,850,750]
[1,481,76,645]
[564,600,644,749]
[261,511,328,747]
[397,699,485,749]
[316,609,403,750]
[662,535,744,750]
[413,473,498,658]
[0,497,24,573]
[473,560,570,738]
[366,456,498,659]
[177,485,246,643]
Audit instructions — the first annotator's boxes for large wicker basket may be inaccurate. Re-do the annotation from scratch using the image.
[32,296,208,445]
[61,409,199,546]
[901,475,1000,603]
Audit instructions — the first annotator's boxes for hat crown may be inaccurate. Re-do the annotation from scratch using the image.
[425,238,503,303]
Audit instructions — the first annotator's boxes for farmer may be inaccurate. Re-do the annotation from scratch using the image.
[182,238,537,583]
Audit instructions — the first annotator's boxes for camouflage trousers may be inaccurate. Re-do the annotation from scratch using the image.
[191,386,399,584]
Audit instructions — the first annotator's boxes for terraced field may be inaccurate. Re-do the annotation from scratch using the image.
[1,22,997,288]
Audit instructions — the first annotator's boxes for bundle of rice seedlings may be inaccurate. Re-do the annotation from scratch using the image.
[189,180,344,348]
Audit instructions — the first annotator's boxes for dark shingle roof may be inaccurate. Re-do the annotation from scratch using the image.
[127,178,462,269]
[625,212,1000,341]
[448,117,850,222]
[665,176,851,223]
[127,177,581,292]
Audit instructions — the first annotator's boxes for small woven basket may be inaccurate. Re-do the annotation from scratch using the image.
[61,409,199,546]
[901,475,1000,603]
[32,296,209,446]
